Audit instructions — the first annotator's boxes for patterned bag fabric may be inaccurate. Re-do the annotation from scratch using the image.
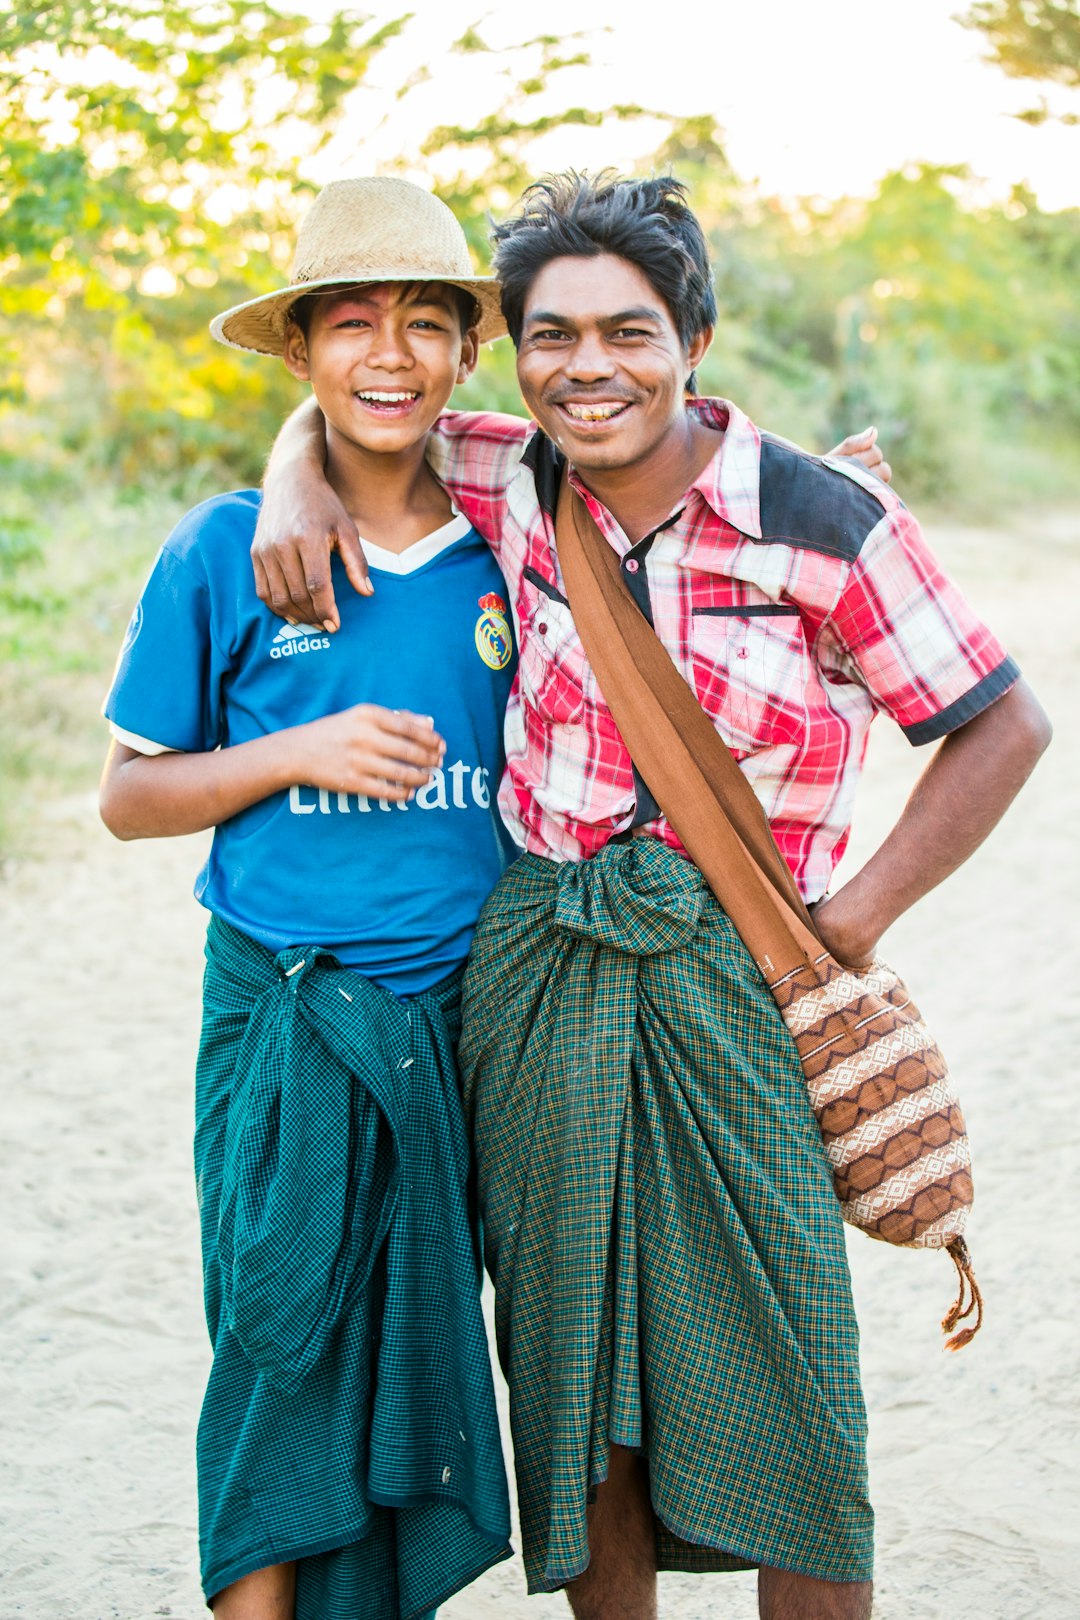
[555,479,983,1349]
[769,955,981,1348]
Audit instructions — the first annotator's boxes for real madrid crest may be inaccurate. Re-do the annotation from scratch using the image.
[474,591,512,671]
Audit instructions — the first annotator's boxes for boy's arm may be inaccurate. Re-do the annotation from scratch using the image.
[253,407,893,629]
[252,398,368,634]
[100,706,444,840]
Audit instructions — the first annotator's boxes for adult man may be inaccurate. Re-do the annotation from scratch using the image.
[254,175,1050,1620]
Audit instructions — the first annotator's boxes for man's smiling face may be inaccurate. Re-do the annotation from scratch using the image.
[514,253,710,474]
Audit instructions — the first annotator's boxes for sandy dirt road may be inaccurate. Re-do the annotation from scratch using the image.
[2,515,1078,1619]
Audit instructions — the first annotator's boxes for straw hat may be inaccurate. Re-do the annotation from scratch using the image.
[210,176,506,354]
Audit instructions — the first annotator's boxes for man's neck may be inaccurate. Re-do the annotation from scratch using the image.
[325,429,453,554]
[572,410,722,544]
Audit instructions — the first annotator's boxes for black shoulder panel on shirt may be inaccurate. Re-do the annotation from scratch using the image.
[522,430,566,520]
[757,434,888,562]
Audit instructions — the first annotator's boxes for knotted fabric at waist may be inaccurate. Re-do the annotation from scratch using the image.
[202,916,463,1393]
[520,838,708,956]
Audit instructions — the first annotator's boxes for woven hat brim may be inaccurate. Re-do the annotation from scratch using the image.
[210,273,507,353]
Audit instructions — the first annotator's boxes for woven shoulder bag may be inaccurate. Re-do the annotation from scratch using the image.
[554,476,983,1349]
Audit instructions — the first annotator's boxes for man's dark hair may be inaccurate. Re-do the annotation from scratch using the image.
[287,281,479,339]
[491,171,717,392]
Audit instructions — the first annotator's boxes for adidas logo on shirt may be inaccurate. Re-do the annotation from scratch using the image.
[270,623,332,659]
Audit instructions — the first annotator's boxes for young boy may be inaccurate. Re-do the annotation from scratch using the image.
[99,177,516,1620]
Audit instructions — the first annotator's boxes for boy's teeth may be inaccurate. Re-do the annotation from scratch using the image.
[357,390,418,402]
[564,402,626,421]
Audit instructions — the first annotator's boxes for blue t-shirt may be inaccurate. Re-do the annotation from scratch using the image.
[104,490,519,995]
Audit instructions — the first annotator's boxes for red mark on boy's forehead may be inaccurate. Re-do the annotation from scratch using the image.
[317,283,455,319]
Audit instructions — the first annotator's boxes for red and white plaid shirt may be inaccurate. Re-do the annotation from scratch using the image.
[427,398,1018,901]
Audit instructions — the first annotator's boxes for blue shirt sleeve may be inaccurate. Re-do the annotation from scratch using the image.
[103,540,227,753]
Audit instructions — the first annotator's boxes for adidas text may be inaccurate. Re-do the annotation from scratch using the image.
[271,624,331,659]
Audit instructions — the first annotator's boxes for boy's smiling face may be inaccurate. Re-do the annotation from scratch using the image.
[283,281,479,457]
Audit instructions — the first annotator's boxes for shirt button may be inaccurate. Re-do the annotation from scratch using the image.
[537,621,548,636]
[442,1466,452,1483]
[624,558,639,574]
[737,647,748,659]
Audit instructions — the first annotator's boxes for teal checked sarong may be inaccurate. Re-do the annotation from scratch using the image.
[458,840,873,1593]
[195,917,511,1617]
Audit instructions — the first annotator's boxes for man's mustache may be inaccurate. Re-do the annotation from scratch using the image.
[545,388,638,406]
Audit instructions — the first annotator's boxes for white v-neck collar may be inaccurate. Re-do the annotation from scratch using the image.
[358,510,471,576]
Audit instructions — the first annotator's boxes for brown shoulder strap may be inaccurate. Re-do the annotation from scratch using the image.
[553,474,822,978]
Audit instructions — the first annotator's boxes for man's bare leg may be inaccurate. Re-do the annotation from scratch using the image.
[759,1565,872,1620]
[565,1444,657,1620]
[212,1561,297,1619]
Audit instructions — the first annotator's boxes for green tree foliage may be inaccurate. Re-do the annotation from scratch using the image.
[405,21,645,419]
[1,7,1078,504]
[0,0,419,476]
[0,2,651,476]
[962,0,1080,122]
[420,25,643,249]
[666,127,1080,499]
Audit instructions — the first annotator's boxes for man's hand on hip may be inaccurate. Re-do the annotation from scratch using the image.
[812,680,1050,966]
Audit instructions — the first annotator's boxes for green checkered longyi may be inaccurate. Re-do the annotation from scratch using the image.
[458,838,873,1594]
[194,917,510,1618]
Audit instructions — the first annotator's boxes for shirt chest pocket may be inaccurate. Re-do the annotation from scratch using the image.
[517,586,591,727]
[691,606,811,754]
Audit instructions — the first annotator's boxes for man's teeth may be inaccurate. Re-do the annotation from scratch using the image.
[357,390,419,403]
[563,402,628,421]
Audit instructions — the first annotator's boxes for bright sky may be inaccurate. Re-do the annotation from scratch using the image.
[309,0,1078,212]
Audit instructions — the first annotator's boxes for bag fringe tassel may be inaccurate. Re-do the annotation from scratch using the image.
[942,1236,984,1352]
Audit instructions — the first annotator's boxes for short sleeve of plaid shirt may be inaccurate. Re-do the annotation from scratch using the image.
[820,498,1019,746]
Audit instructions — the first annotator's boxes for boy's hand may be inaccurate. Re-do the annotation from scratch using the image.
[827,425,892,485]
[292,705,444,800]
[253,465,371,632]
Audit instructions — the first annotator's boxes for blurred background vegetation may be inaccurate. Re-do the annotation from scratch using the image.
[1,0,1079,854]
